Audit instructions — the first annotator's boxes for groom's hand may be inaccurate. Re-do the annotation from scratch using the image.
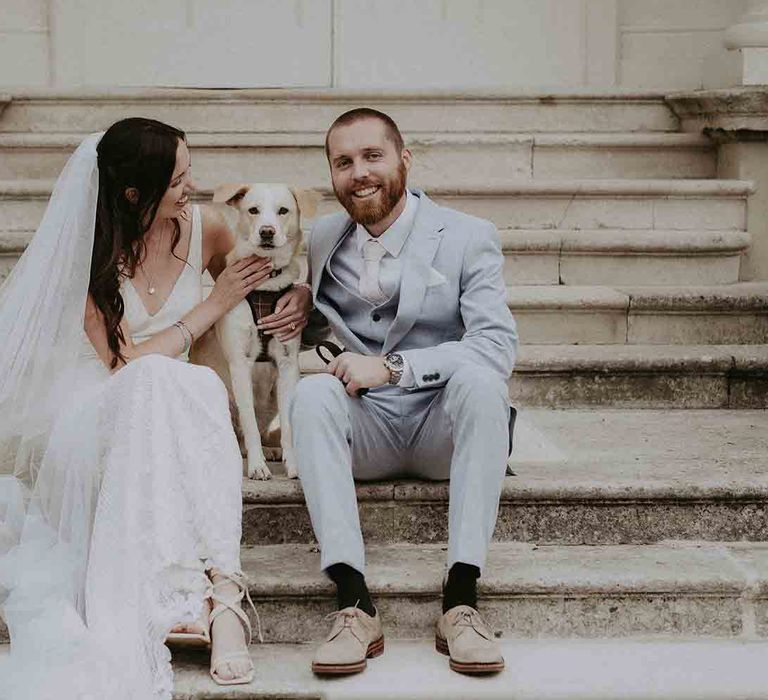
[257,285,313,341]
[327,352,390,397]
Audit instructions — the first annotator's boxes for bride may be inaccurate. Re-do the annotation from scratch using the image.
[0,118,311,698]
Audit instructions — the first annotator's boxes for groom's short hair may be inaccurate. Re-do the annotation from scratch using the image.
[325,108,405,157]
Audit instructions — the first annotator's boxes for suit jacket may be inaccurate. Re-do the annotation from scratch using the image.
[308,190,518,392]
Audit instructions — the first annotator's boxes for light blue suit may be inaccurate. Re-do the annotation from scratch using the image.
[290,190,518,574]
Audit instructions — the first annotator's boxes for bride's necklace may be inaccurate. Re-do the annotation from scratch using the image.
[142,220,168,296]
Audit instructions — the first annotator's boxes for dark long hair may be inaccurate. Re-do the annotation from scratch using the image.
[91,118,186,367]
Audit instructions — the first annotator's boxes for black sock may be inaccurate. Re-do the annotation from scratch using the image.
[442,562,480,613]
[326,563,375,617]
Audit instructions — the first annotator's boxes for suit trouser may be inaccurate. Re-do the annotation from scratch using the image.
[289,364,510,575]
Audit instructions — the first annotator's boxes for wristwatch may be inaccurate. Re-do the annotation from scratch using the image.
[384,352,405,386]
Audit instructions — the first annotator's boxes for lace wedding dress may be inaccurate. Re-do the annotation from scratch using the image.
[0,156,244,700]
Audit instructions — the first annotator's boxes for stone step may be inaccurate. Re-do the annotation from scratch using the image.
[242,409,768,547]
[0,88,680,134]
[508,344,767,408]
[260,282,768,346]
[533,133,715,180]
[240,540,768,643]
[505,283,768,345]
[0,179,751,237]
[503,229,749,286]
[0,132,716,187]
[0,227,749,288]
[433,180,752,233]
[6,637,768,699]
[294,344,768,408]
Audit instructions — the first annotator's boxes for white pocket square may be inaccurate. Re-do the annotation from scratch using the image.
[426,267,448,288]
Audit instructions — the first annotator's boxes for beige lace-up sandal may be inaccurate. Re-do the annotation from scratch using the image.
[208,571,263,686]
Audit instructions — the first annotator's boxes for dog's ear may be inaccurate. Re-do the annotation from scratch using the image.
[291,188,321,220]
[213,183,250,206]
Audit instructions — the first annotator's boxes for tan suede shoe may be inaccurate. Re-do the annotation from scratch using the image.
[436,605,504,674]
[311,606,384,675]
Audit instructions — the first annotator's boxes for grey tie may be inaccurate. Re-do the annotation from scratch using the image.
[359,238,388,303]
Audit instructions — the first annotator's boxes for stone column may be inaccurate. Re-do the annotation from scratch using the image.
[725,1,768,85]
[667,89,768,281]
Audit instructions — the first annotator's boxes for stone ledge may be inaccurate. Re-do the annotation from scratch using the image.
[732,344,768,372]
[623,283,768,312]
[499,229,563,252]
[3,87,675,102]
[557,229,750,255]
[0,92,680,136]
[513,344,749,373]
[0,132,715,149]
[534,133,712,149]
[508,285,629,311]
[667,87,768,133]
[2,230,749,262]
[0,178,754,204]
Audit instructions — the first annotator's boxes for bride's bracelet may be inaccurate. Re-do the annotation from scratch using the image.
[173,320,194,354]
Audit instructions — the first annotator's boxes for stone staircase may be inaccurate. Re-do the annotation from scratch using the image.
[1,89,767,699]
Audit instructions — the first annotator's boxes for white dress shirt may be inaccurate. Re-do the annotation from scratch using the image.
[355,190,419,387]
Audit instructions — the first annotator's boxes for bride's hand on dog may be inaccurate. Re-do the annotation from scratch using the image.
[328,352,390,397]
[208,255,272,313]
[257,286,312,342]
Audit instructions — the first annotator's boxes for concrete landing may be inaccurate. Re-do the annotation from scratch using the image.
[171,638,768,699]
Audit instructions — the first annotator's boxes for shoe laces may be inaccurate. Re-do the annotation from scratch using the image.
[453,607,491,640]
[324,602,366,644]
[241,577,264,644]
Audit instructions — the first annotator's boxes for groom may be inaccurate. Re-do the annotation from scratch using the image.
[288,108,517,676]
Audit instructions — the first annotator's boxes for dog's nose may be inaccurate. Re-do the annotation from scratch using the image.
[259,226,276,242]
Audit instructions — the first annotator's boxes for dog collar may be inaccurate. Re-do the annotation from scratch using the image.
[269,268,283,278]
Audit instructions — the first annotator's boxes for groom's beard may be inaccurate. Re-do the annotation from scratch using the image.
[335,162,407,227]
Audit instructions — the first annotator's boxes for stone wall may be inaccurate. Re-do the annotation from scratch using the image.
[0,0,753,90]
[618,0,745,89]
[0,0,49,86]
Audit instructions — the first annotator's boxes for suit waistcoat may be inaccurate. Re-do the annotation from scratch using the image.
[321,229,401,355]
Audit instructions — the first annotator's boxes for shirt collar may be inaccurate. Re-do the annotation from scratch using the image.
[355,189,418,258]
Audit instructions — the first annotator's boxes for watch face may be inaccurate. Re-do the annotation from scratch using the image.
[386,353,404,371]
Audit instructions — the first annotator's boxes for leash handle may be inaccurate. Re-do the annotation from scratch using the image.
[315,341,341,365]
[314,341,369,397]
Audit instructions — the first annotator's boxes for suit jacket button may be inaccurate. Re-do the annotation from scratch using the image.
[434,373,440,379]
[422,375,429,381]
[372,313,381,322]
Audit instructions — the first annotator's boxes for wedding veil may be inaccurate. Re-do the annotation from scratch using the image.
[0,131,104,598]
[0,132,126,698]
[0,132,102,482]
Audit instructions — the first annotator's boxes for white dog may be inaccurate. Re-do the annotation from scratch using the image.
[203,183,319,480]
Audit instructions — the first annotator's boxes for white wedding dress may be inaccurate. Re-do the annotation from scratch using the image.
[0,205,244,700]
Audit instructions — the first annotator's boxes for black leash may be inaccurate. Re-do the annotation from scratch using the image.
[315,341,369,397]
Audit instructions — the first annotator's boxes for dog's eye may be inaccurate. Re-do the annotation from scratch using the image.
[278,207,289,216]
[248,207,260,215]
